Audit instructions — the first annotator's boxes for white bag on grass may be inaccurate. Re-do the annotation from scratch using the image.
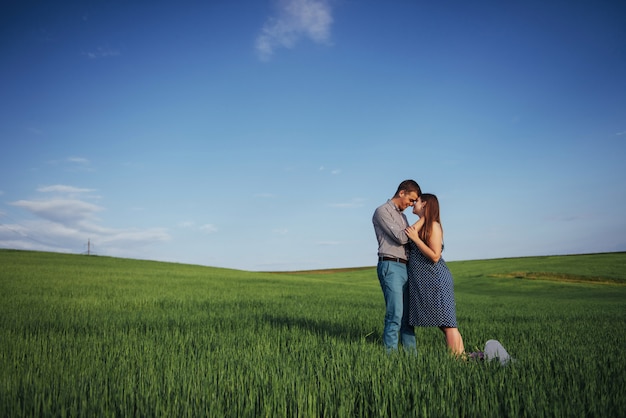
[483,339,514,365]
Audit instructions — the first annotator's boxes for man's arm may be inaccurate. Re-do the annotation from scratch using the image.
[373,205,409,245]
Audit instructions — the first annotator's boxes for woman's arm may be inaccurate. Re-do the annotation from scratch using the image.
[405,221,443,263]
[411,216,425,230]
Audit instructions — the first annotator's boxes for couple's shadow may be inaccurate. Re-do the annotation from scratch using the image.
[260,313,381,344]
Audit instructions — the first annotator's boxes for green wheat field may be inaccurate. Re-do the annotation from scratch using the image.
[1,249,625,417]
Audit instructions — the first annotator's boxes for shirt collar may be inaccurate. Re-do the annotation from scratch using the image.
[387,199,402,212]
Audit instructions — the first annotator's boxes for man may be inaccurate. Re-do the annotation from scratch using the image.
[372,179,421,351]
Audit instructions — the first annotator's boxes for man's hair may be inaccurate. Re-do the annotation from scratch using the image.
[394,179,421,198]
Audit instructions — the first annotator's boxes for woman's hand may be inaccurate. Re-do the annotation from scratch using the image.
[405,225,420,242]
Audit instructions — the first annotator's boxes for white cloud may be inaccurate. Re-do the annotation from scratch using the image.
[319,166,340,174]
[66,157,94,172]
[179,221,218,233]
[3,187,170,256]
[199,224,218,233]
[46,157,94,172]
[83,46,120,59]
[67,157,90,164]
[37,185,95,194]
[256,0,333,61]
[96,227,170,245]
[11,198,103,225]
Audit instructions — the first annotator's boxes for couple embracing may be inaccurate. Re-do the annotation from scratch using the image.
[372,179,465,355]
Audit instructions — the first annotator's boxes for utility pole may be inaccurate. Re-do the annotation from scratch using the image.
[87,239,91,256]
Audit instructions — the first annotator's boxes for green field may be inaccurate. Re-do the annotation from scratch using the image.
[1,249,625,417]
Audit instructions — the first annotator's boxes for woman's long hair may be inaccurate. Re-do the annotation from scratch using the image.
[419,193,442,246]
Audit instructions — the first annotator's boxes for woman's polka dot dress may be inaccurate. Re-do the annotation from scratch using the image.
[407,241,458,328]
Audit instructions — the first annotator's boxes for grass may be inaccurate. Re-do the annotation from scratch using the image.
[0,249,625,417]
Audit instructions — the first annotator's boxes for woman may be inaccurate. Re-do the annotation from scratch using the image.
[405,193,465,356]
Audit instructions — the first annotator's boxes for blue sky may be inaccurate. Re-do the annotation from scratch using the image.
[1,0,625,271]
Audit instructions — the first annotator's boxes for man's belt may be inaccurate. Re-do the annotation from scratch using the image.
[378,256,407,264]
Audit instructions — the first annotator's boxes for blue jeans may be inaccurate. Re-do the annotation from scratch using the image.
[377,260,416,351]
